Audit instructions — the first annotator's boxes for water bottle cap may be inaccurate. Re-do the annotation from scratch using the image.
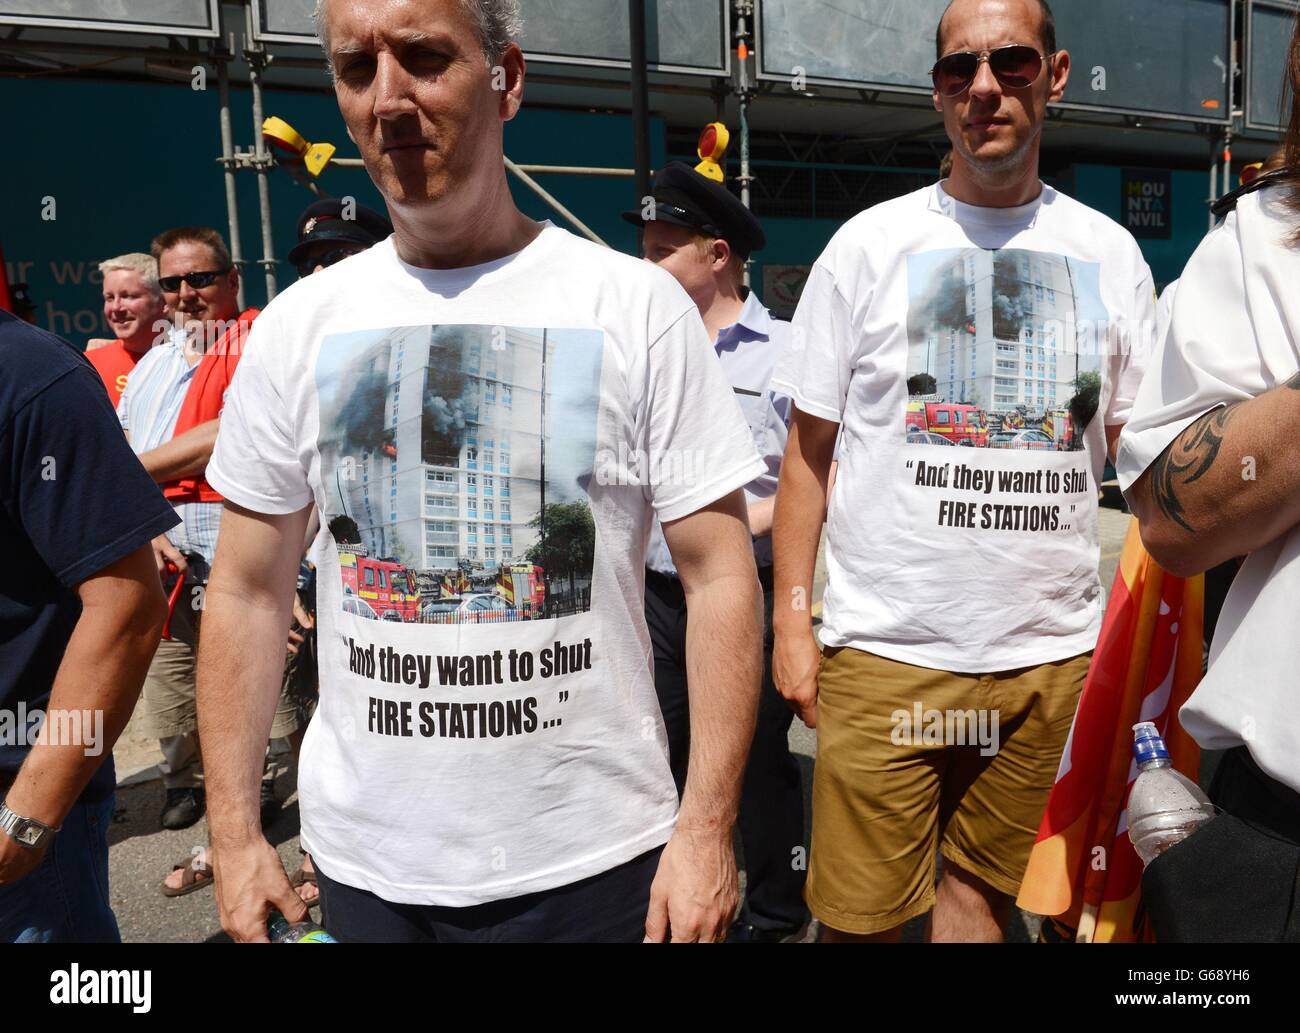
[1132,721,1170,764]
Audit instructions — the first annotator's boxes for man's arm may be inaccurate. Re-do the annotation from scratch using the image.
[646,488,762,942]
[1127,372,1300,576]
[138,418,221,483]
[197,500,312,941]
[0,544,168,884]
[1106,424,1122,466]
[747,496,775,538]
[771,406,838,728]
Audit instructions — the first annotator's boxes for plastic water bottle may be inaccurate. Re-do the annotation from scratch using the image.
[1127,722,1215,867]
[267,911,338,943]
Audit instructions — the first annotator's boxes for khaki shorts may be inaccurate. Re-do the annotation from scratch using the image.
[141,580,315,741]
[807,646,1089,936]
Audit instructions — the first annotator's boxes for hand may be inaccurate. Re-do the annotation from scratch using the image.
[212,839,309,943]
[773,627,821,729]
[287,595,315,656]
[643,827,738,943]
[152,535,187,580]
[0,830,49,887]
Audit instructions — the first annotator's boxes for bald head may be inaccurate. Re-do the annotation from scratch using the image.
[937,0,1055,58]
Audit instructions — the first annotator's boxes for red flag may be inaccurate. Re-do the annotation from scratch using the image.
[1017,519,1203,942]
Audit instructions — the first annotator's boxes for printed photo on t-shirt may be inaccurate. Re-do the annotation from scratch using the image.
[314,323,603,624]
[903,248,1107,454]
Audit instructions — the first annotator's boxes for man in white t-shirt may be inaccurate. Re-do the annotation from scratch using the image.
[194,0,765,943]
[771,0,1154,941]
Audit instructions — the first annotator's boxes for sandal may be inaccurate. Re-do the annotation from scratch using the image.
[289,864,321,909]
[161,853,213,898]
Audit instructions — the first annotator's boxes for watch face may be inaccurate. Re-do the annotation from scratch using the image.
[15,821,43,847]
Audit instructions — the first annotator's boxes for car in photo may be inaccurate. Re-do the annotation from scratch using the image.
[341,594,380,620]
[906,430,956,446]
[990,429,1054,451]
[419,592,518,624]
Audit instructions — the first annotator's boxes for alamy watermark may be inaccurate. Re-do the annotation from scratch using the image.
[594,444,706,488]
[0,705,104,757]
[891,703,1000,757]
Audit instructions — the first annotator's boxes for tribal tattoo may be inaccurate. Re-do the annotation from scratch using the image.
[1149,403,1240,534]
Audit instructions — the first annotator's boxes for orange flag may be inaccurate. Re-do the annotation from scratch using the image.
[1017,519,1203,942]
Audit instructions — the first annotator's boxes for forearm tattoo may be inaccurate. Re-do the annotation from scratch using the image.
[1149,403,1240,534]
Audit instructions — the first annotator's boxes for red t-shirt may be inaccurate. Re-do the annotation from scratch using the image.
[85,340,147,408]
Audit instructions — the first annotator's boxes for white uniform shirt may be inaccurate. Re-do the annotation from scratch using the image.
[1118,186,1300,794]
[644,291,791,575]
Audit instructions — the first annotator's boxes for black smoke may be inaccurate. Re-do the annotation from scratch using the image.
[333,344,393,457]
[908,259,969,343]
[421,329,480,466]
[992,251,1034,341]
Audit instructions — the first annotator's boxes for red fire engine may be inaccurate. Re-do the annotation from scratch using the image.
[339,550,421,622]
[496,563,546,618]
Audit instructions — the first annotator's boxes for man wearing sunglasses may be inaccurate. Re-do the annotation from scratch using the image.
[116,227,261,868]
[772,0,1156,942]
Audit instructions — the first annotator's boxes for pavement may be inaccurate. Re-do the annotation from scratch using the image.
[107,498,1135,943]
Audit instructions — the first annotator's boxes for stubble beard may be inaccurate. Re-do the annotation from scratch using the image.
[959,120,1042,186]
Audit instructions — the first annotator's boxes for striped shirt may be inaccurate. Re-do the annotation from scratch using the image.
[117,331,223,572]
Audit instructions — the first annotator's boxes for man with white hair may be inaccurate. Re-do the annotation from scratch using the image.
[198,0,765,943]
[87,253,166,406]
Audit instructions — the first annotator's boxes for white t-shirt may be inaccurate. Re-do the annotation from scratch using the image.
[772,182,1154,672]
[1117,187,1300,795]
[207,224,764,905]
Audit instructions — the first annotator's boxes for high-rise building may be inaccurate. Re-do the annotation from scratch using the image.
[911,249,1082,416]
[334,325,550,573]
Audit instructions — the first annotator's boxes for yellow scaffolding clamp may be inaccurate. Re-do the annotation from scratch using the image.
[262,116,337,177]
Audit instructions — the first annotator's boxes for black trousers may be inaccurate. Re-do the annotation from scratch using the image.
[316,847,662,943]
[644,566,809,933]
[1143,746,1300,942]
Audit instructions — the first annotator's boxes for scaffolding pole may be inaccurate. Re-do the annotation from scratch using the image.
[629,0,652,207]
[216,46,246,311]
[245,3,278,301]
[1208,134,1219,231]
[733,0,755,287]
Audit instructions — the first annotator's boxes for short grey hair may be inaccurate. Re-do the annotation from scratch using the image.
[98,253,161,298]
[314,0,523,65]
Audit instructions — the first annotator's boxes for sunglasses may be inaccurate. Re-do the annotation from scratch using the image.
[158,268,231,293]
[931,45,1050,97]
[296,247,362,278]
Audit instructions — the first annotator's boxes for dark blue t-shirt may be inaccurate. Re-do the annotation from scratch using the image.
[0,310,179,800]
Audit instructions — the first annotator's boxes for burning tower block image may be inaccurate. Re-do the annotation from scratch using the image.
[315,323,603,623]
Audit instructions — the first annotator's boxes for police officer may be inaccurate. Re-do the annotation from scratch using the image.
[623,158,809,942]
[287,198,393,279]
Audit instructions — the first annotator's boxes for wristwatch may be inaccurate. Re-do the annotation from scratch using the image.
[0,799,60,850]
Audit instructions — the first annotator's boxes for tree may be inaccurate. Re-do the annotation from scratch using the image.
[1069,369,1101,439]
[526,501,595,595]
[906,372,937,397]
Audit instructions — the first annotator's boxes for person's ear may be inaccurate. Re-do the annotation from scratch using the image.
[498,43,526,121]
[1047,49,1069,104]
[712,238,733,273]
